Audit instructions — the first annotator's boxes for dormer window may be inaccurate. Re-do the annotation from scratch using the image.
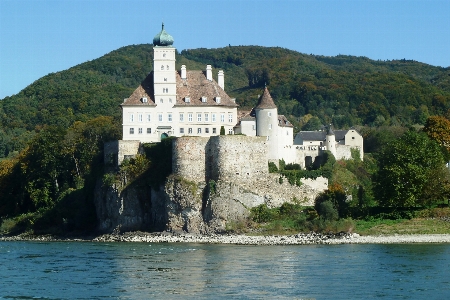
[202,96,207,103]
[185,97,190,103]
[215,97,221,103]
[141,97,148,103]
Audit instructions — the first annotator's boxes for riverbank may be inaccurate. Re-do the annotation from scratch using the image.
[2,231,450,245]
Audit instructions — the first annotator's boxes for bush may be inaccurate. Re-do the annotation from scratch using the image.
[318,201,339,221]
[268,162,278,173]
[250,204,279,223]
[285,163,301,170]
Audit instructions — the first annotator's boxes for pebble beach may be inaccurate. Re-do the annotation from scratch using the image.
[3,231,450,245]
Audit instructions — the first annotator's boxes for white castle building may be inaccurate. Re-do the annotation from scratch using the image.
[112,24,363,167]
[121,23,238,143]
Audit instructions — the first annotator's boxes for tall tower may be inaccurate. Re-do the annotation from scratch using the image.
[325,124,337,158]
[255,87,279,163]
[153,23,176,138]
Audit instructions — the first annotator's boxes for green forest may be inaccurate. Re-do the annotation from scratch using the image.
[1,44,450,236]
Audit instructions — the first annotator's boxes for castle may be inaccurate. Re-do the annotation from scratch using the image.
[109,24,363,169]
[99,25,365,232]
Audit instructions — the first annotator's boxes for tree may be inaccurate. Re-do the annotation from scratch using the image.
[302,116,322,131]
[220,126,225,135]
[374,129,449,208]
[423,116,450,159]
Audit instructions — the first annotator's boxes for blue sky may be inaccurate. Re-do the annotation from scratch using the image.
[1,0,449,99]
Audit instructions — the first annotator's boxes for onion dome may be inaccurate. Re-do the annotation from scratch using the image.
[153,23,174,46]
[255,86,277,109]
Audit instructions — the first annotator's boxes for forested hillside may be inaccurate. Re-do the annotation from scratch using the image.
[1,44,450,158]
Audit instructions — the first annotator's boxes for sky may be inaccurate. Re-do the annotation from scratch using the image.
[1,0,449,99]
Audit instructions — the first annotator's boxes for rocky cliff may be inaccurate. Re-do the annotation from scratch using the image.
[94,174,327,234]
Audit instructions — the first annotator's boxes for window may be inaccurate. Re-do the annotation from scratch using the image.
[168,113,172,122]
[160,99,163,103]
[205,128,209,134]
[147,114,151,122]
[202,96,207,103]
[179,113,184,122]
[158,114,163,122]
[252,125,255,130]
[188,113,193,122]
[166,65,169,70]
[138,114,143,122]
[212,114,216,122]
[130,128,134,134]
[164,78,167,82]
[180,128,184,134]
[161,65,164,70]
[147,128,151,134]
[138,128,143,134]
[220,114,225,123]
[268,112,272,117]
[228,114,233,123]
[228,129,233,135]
[197,113,202,122]
[185,97,190,103]
[130,114,134,122]
[163,53,166,57]
[198,128,202,134]
[205,113,209,122]
[169,98,172,103]
[188,128,193,134]
[213,128,217,134]
[269,124,272,129]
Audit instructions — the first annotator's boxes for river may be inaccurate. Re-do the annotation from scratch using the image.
[1,241,449,299]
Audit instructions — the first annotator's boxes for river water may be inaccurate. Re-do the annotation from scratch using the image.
[1,241,449,299]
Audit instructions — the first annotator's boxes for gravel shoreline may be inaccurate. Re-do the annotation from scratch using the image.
[2,232,450,245]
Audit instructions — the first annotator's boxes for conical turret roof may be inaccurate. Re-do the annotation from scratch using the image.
[327,124,335,135]
[255,87,277,109]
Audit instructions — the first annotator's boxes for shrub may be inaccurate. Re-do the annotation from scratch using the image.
[250,204,278,223]
[268,162,278,173]
[318,201,338,221]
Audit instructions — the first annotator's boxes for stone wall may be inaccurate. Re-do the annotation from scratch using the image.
[172,137,209,182]
[335,145,361,161]
[104,140,141,166]
[207,135,268,182]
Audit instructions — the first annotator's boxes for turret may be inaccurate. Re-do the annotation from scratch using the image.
[255,86,278,162]
[325,124,337,158]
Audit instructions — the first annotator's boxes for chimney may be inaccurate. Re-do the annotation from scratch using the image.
[181,65,186,79]
[206,65,212,81]
[218,70,224,90]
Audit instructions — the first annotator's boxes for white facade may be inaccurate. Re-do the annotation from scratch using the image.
[121,26,238,143]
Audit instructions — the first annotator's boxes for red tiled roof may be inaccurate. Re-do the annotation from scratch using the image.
[278,115,293,127]
[122,71,238,107]
[255,87,277,109]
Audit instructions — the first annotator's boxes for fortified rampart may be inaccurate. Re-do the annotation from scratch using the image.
[172,135,269,183]
[172,135,327,207]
